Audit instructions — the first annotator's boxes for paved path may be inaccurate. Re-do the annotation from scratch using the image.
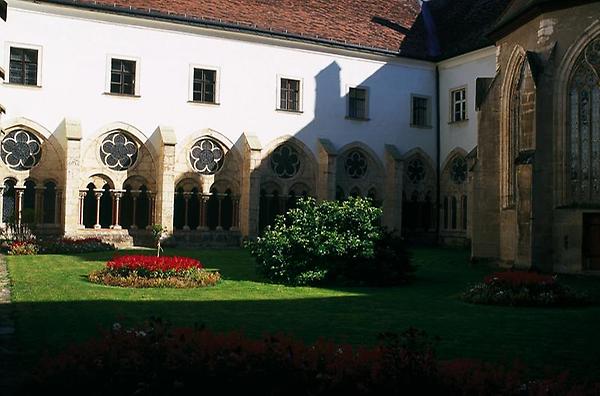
[0,254,18,395]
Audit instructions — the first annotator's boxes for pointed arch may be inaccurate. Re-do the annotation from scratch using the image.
[90,121,158,162]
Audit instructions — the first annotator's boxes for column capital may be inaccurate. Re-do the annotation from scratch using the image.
[112,191,124,199]
[78,190,88,198]
[94,191,103,199]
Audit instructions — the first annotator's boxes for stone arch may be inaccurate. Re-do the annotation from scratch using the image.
[336,142,385,204]
[81,122,157,191]
[258,136,317,231]
[83,173,115,190]
[0,118,65,187]
[440,148,469,234]
[174,128,242,200]
[554,20,600,206]
[402,148,436,237]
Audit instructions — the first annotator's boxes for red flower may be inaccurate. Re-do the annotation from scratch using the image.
[106,255,203,273]
[484,271,555,287]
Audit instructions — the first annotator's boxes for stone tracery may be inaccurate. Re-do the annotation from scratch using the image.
[1,129,42,171]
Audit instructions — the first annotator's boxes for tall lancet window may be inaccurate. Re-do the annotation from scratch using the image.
[505,62,525,208]
[569,38,600,204]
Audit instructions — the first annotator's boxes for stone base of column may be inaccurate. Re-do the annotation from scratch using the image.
[130,225,138,230]
[196,226,209,231]
[216,226,223,231]
[112,225,122,230]
[183,226,191,231]
[94,224,101,229]
[230,226,239,231]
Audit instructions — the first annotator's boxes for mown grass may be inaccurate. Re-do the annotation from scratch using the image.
[6,247,600,379]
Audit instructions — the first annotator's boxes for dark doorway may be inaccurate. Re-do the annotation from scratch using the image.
[583,213,600,270]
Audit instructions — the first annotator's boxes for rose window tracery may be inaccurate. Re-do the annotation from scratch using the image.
[189,138,225,175]
[406,158,426,184]
[100,132,138,171]
[344,150,368,179]
[270,144,300,179]
[450,157,467,184]
[1,130,42,171]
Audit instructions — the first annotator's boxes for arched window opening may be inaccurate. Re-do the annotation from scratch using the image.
[206,188,219,230]
[349,187,361,198]
[120,185,134,229]
[2,179,16,223]
[99,184,112,228]
[136,186,150,229]
[173,187,186,230]
[188,187,200,230]
[43,181,57,224]
[462,195,468,230]
[335,186,345,201]
[259,186,282,232]
[83,183,94,228]
[22,180,36,224]
[451,196,458,230]
[443,196,449,230]
[221,189,233,230]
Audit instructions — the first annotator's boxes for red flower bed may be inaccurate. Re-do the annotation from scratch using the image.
[107,255,203,273]
[484,271,555,287]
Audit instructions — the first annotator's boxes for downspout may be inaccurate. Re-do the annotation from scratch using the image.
[435,65,441,243]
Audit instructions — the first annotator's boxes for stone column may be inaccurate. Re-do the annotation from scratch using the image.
[94,190,103,229]
[146,192,155,230]
[0,186,4,228]
[55,190,62,225]
[151,125,177,233]
[130,191,139,230]
[383,144,404,232]
[59,118,83,236]
[15,188,24,225]
[78,191,86,228]
[198,194,209,230]
[317,139,337,201]
[240,133,262,238]
[216,194,224,231]
[111,191,123,230]
[231,195,240,231]
[183,192,191,231]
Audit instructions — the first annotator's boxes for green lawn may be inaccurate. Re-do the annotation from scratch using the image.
[5,247,600,379]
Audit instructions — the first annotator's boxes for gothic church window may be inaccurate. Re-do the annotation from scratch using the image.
[569,38,600,203]
[344,150,368,179]
[451,157,467,184]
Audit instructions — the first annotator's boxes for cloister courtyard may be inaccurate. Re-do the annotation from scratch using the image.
[2,247,600,384]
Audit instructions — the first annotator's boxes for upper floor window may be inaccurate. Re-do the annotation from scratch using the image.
[451,87,467,122]
[411,95,431,128]
[109,58,137,95]
[191,67,217,104]
[348,87,369,120]
[9,46,40,86]
[279,77,301,112]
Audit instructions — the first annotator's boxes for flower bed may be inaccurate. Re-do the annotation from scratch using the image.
[89,255,220,288]
[461,271,587,307]
[25,320,600,395]
[6,240,39,256]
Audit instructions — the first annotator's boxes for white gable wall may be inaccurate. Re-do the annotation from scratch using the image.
[0,1,438,161]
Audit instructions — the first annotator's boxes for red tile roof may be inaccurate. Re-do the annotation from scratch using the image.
[37,0,511,59]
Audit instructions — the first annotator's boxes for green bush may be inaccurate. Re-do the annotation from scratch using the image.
[248,197,414,286]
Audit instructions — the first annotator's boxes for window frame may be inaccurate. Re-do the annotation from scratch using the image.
[410,94,432,128]
[346,85,370,121]
[5,42,43,87]
[188,64,220,105]
[276,75,303,113]
[450,86,468,123]
[105,54,141,97]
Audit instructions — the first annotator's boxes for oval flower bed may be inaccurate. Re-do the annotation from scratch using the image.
[461,271,587,307]
[89,255,220,288]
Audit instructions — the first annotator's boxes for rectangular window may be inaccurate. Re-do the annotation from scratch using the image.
[280,78,300,111]
[411,95,430,127]
[348,87,368,119]
[451,87,467,122]
[9,47,38,85]
[192,68,216,103]
[110,58,136,95]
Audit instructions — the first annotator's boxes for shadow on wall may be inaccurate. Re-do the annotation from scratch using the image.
[245,59,437,237]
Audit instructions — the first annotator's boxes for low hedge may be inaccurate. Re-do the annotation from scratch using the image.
[24,320,600,395]
[461,271,588,307]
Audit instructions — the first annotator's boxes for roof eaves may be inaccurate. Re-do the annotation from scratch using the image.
[35,0,431,59]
